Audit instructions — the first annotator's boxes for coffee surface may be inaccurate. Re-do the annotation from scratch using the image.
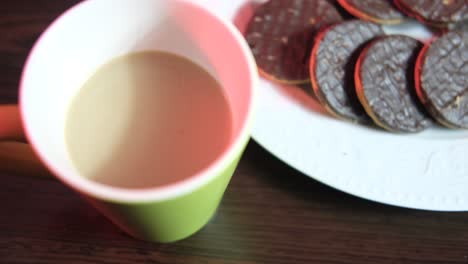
[65,51,233,189]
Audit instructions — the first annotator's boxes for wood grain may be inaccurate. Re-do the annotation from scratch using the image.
[1,1,468,264]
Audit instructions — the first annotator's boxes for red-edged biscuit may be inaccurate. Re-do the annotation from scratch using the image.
[355,35,432,132]
[395,0,468,27]
[415,30,468,128]
[244,0,343,84]
[337,0,406,24]
[310,20,384,123]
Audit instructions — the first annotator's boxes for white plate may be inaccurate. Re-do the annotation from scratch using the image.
[200,0,468,211]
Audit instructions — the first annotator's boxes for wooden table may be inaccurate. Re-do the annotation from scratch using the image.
[1,1,468,263]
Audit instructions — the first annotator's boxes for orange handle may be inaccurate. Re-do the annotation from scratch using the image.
[0,105,24,141]
[0,105,51,177]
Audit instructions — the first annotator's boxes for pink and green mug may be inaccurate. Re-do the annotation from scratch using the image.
[0,0,257,243]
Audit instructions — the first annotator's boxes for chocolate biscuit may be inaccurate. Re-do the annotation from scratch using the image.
[337,0,405,24]
[415,30,468,128]
[395,0,468,26]
[310,20,384,123]
[245,0,343,84]
[355,35,432,132]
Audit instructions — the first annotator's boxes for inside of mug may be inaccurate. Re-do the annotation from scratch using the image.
[21,0,254,196]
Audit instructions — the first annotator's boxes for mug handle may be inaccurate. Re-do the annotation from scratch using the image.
[0,105,51,177]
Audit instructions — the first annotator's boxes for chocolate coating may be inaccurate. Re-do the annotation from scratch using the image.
[245,0,343,84]
[311,20,384,122]
[337,0,405,24]
[417,30,468,128]
[396,0,468,25]
[357,35,432,132]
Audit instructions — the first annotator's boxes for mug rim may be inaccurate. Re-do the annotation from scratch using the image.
[19,0,258,203]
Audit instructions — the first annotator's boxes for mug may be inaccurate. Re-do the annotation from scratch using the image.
[0,0,257,243]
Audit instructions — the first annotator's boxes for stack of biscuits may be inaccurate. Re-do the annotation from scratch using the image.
[244,0,467,132]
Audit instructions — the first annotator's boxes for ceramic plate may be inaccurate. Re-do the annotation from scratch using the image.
[199,0,468,211]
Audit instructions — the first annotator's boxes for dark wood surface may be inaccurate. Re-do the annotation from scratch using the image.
[1,1,468,263]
